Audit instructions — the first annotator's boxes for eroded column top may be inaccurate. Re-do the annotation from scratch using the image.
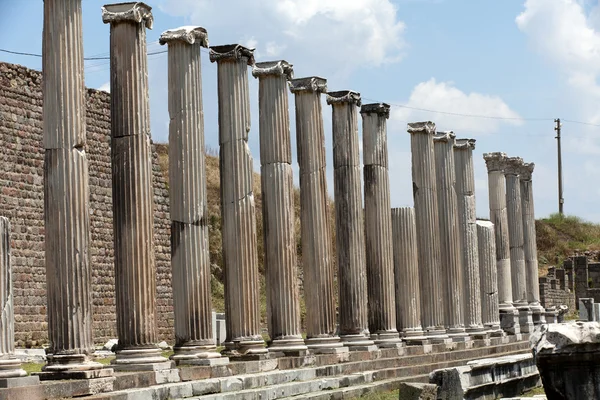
[325,90,361,106]
[454,138,476,150]
[209,44,255,65]
[504,156,524,176]
[102,2,153,28]
[252,60,293,79]
[518,162,535,181]
[433,131,456,143]
[407,121,436,135]
[289,77,327,94]
[360,103,390,119]
[159,26,208,46]
[483,152,507,172]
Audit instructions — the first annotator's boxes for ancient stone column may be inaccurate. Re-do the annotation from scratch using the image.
[209,44,266,356]
[483,152,520,335]
[391,208,427,343]
[42,0,105,377]
[407,122,448,340]
[504,156,534,333]
[519,162,546,325]
[0,218,28,380]
[433,132,468,340]
[160,27,226,366]
[290,77,345,353]
[252,60,307,355]
[453,139,486,337]
[103,2,170,370]
[361,103,402,348]
[476,220,503,335]
[326,91,375,351]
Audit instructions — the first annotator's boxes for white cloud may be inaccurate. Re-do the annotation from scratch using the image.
[389,78,522,135]
[97,81,110,93]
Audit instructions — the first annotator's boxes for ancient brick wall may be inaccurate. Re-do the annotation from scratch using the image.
[0,61,173,346]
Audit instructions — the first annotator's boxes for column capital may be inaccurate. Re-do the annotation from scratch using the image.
[518,162,535,181]
[209,44,255,65]
[326,90,361,106]
[102,2,153,28]
[407,121,436,135]
[360,103,390,119]
[454,138,476,150]
[504,156,524,176]
[483,152,507,172]
[159,26,208,47]
[433,130,456,143]
[252,60,293,80]
[289,77,327,94]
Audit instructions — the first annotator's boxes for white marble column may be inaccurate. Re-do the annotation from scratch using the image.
[210,44,266,356]
[453,139,486,337]
[290,77,345,353]
[433,132,468,340]
[42,0,105,377]
[407,122,448,340]
[504,157,534,333]
[361,103,402,348]
[476,220,503,335]
[327,91,375,351]
[391,208,426,343]
[252,60,307,355]
[483,152,520,335]
[103,2,170,370]
[519,162,545,325]
[160,27,226,366]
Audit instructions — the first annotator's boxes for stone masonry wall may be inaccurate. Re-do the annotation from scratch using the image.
[0,61,173,346]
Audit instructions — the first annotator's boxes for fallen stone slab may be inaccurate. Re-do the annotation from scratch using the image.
[398,382,437,399]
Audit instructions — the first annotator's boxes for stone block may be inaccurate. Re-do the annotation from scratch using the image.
[0,375,39,388]
[579,298,594,321]
[398,382,437,399]
[191,378,220,396]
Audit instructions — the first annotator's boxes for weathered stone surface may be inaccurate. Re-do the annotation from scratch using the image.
[161,26,224,364]
[398,382,438,400]
[433,132,467,338]
[327,91,372,350]
[391,208,426,340]
[103,2,167,370]
[454,139,485,335]
[407,122,447,339]
[210,44,266,355]
[42,0,103,375]
[290,78,344,352]
[532,321,600,399]
[253,60,305,354]
[476,221,503,334]
[361,103,401,347]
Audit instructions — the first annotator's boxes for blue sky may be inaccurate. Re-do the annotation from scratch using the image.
[0,0,598,221]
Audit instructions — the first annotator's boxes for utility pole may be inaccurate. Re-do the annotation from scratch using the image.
[555,118,564,215]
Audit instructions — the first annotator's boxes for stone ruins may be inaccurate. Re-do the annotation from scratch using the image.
[0,0,562,398]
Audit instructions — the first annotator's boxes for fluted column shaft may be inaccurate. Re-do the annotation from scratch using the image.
[253,61,306,354]
[391,208,425,338]
[433,132,466,336]
[483,153,515,310]
[361,103,401,347]
[210,44,265,356]
[290,78,343,352]
[161,27,224,364]
[407,122,447,337]
[103,3,168,369]
[476,220,501,331]
[43,0,99,372]
[504,158,528,306]
[454,139,484,333]
[327,91,373,349]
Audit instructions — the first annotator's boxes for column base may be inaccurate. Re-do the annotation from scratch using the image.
[465,326,490,340]
[171,345,228,366]
[268,336,308,356]
[483,324,505,338]
[370,331,403,349]
[305,336,348,354]
[446,327,471,342]
[111,348,172,372]
[500,309,521,335]
[517,308,534,333]
[400,328,429,345]
[39,354,110,380]
[530,303,546,325]
[340,333,378,352]
[0,358,27,379]
[222,337,268,357]
[423,328,451,343]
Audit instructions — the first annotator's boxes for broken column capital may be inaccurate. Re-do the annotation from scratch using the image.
[504,156,524,176]
[159,26,208,46]
[433,131,456,143]
[209,44,255,65]
[289,77,327,94]
[454,138,476,150]
[326,90,361,106]
[407,121,436,135]
[252,60,293,80]
[101,2,153,28]
[483,152,507,172]
[360,103,390,119]
[518,162,535,181]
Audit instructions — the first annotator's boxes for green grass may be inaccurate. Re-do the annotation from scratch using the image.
[358,390,399,399]
[521,386,546,396]
[21,362,43,375]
